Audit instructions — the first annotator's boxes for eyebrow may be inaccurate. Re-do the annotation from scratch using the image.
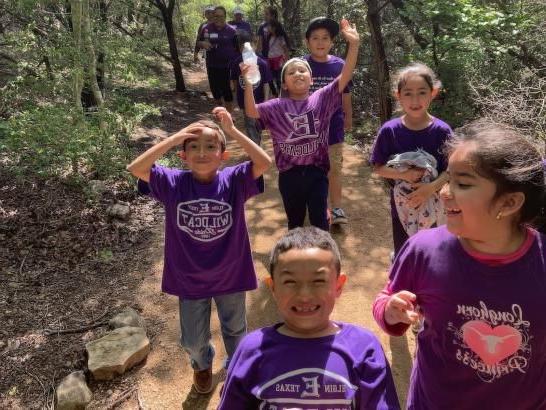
[447,170,477,179]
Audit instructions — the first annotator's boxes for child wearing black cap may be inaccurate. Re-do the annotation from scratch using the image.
[304,17,353,226]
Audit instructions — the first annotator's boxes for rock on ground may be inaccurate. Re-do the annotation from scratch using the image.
[109,307,143,329]
[56,371,92,410]
[86,327,150,381]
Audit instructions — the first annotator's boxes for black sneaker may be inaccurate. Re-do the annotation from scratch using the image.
[331,208,348,225]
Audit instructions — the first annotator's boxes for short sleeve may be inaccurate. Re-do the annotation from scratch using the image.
[313,78,342,121]
[230,161,265,202]
[256,98,279,128]
[369,125,393,166]
[356,334,401,409]
[148,165,183,204]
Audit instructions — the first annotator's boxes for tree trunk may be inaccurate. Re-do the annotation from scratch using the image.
[82,0,104,110]
[367,0,392,123]
[153,0,186,91]
[70,0,83,111]
[281,0,301,49]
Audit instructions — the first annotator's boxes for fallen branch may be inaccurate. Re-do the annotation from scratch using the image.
[43,309,110,336]
[106,387,137,409]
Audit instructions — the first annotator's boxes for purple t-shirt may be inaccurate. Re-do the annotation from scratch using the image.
[370,117,452,218]
[229,54,272,108]
[218,322,401,409]
[199,23,239,68]
[148,162,264,299]
[257,78,342,172]
[228,20,253,36]
[305,54,352,145]
[388,226,546,409]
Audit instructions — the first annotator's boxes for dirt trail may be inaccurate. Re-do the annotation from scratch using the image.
[131,67,415,409]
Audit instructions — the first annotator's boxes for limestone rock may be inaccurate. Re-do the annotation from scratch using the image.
[109,307,143,329]
[56,371,92,410]
[86,327,149,380]
[106,202,130,220]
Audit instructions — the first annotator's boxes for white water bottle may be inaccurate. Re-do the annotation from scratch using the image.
[242,42,260,85]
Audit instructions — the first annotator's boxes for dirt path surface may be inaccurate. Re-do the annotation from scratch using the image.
[130,66,415,409]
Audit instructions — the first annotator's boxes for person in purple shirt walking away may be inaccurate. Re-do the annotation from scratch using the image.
[219,226,401,409]
[198,6,239,112]
[126,108,271,395]
[373,120,546,410]
[370,63,452,258]
[304,17,353,226]
[243,19,360,231]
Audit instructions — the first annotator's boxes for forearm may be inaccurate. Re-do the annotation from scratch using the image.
[342,93,352,126]
[338,41,359,92]
[373,165,408,181]
[244,85,260,118]
[224,126,272,178]
[430,171,448,192]
[127,136,179,182]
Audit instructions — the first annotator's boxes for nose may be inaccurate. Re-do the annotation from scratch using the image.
[296,283,312,300]
[439,182,451,200]
[198,145,206,157]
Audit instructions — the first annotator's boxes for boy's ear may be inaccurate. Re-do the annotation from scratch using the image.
[221,151,230,161]
[178,150,186,160]
[335,273,347,296]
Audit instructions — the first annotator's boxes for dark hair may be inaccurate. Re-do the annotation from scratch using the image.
[269,227,342,276]
[446,119,546,231]
[236,31,252,50]
[182,119,227,152]
[214,6,226,16]
[264,6,278,20]
[393,62,441,93]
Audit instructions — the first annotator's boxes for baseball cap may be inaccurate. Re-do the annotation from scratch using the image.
[233,7,244,15]
[204,5,215,11]
[305,17,339,39]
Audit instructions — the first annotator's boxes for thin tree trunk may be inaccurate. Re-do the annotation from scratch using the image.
[367,0,392,123]
[70,0,83,111]
[82,0,104,111]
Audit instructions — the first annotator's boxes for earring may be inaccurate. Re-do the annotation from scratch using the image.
[496,211,503,220]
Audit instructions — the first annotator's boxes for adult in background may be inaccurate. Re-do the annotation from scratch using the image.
[256,6,278,58]
[198,6,239,112]
[228,8,252,37]
[193,5,215,63]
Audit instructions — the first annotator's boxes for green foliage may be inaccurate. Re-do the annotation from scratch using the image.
[0,101,159,180]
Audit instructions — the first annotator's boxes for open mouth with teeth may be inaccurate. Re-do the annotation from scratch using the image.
[292,305,320,314]
[445,207,461,215]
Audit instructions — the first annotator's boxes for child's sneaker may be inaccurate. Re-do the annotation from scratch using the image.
[193,368,213,394]
[331,208,348,225]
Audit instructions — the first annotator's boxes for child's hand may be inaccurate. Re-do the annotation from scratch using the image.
[385,290,419,326]
[340,19,360,44]
[170,124,203,146]
[212,107,235,132]
[407,182,435,209]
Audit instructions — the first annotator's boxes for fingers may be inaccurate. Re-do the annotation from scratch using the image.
[385,291,419,325]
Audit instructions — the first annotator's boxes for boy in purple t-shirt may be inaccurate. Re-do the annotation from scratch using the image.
[304,17,353,226]
[218,227,400,409]
[229,32,272,145]
[244,19,360,231]
[127,107,271,394]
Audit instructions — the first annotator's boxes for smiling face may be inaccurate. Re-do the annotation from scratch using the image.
[306,28,333,62]
[441,142,506,242]
[179,127,227,183]
[270,247,346,338]
[282,61,312,97]
[396,74,436,121]
[213,8,226,29]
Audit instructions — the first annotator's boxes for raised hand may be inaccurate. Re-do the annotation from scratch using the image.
[171,124,204,146]
[212,106,234,132]
[384,290,419,326]
[239,62,253,85]
[340,19,360,44]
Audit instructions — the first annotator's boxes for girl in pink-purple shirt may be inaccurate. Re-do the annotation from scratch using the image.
[373,120,546,409]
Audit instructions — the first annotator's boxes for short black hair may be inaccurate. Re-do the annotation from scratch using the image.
[305,17,339,39]
[269,227,342,277]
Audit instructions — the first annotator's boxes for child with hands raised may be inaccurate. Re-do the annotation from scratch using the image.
[127,108,271,395]
[242,19,360,231]
[373,120,546,410]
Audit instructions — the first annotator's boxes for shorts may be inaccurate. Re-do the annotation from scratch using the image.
[206,66,233,102]
[328,142,344,178]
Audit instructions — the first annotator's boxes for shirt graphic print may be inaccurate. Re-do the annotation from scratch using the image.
[177,199,232,242]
